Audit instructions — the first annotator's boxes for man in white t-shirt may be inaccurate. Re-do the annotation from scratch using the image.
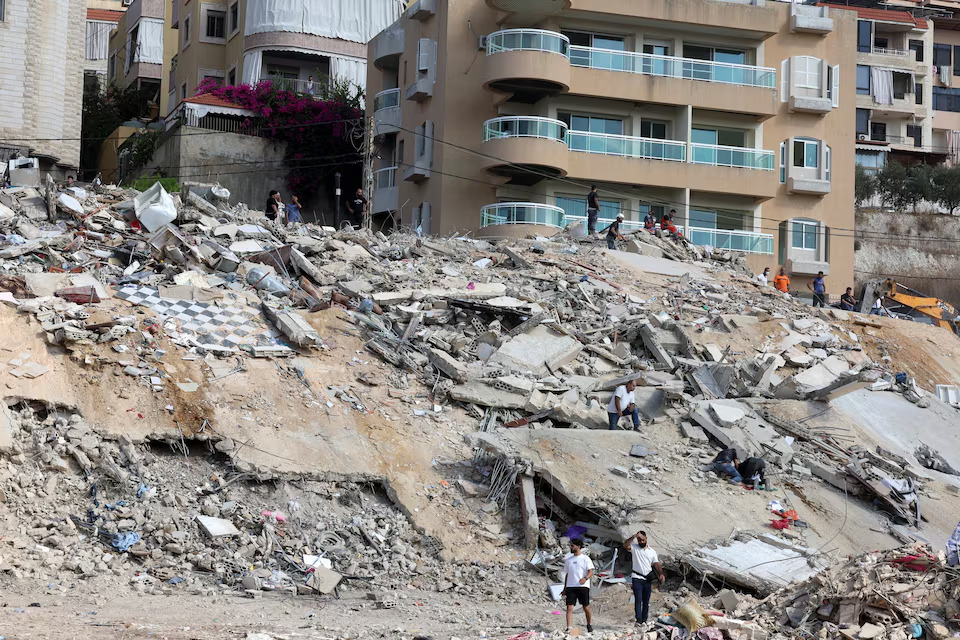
[561,538,594,634]
[623,530,665,626]
[757,267,770,286]
[607,380,641,431]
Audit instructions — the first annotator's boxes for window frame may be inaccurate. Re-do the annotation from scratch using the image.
[856,108,870,135]
[909,39,924,62]
[228,1,239,37]
[915,82,923,105]
[954,46,960,75]
[200,4,227,44]
[779,142,786,184]
[934,43,951,67]
[183,15,191,48]
[791,219,820,251]
[856,65,870,96]
[793,138,819,170]
[794,55,821,90]
[857,20,872,53]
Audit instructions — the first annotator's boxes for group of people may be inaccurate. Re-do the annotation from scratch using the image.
[586,186,681,251]
[263,187,368,229]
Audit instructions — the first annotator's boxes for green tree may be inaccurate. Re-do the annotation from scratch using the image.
[79,82,153,180]
[932,163,960,215]
[876,160,910,210]
[854,164,876,208]
[905,163,934,211]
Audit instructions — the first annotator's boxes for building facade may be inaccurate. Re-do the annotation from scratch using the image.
[167,0,404,115]
[85,6,124,92]
[366,0,857,293]
[0,0,86,175]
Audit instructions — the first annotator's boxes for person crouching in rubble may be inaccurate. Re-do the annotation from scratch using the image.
[624,530,665,627]
[561,538,595,634]
[607,379,641,431]
[738,456,769,490]
[701,447,742,484]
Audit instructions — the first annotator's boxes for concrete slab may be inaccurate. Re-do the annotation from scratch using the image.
[373,282,507,305]
[710,402,746,428]
[448,381,527,409]
[26,273,110,300]
[686,535,827,593]
[490,325,582,375]
[607,251,714,280]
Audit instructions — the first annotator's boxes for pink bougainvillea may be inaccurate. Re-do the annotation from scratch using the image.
[196,78,363,202]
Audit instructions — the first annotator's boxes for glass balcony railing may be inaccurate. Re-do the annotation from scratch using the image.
[567,131,686,161]
[482,116,568,143]
[373,88,401,112]
[687,227,774,254]
[691,143,775,170]
[480,202,566,228]
[486,29,570,56]
[374,167,397,190]
[569,45,776,89]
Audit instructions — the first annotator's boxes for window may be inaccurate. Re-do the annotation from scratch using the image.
[856,65,870,95]
[907,124,922,148]
[909,39,924,62]
[793,139,819,169]
[0,0,4,21]
[183,16,191,46]
[934,43,951,67]
[856,150,886,173]
[954,46,960,75]
[108,55,116,80]
[828,64,839,107]
[779,142,786,183]
[181,83,187,100]
[874,36,888,49]
[825,146,831,182]
[795,56,820,89]
[694,127,746,147]
[915,82,923,105]
[791,219,819,251]
[227,68,236,85]
[870,121,886,142]
[206,9,225,39]
[558,112,624,135]
[640,120,668,139]
[856,109,870,135]
[934,86,960,112]
[857,20,872,53]
[229,1,239,35]
[561,30,625,69]
[893,72,910,100]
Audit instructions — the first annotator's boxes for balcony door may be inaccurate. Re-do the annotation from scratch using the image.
[563,30,626,70]
[692,127,746,166]
[641,42,671,77]
[560,112,624,154]
[683,44,746,84]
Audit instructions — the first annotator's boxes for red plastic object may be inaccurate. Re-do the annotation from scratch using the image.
[770,518,791,530]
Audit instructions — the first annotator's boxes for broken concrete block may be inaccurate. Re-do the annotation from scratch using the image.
[638,321,673,368]
[626,239,664,258]
[858,623,884,640]
[717,588,739,612]
[610,466,630,477]
[270,310,320,347]
[775,355,851,399]
[490,325,582,375]
[679,421,708,442]
[519,475,538,550]
[792,318,816,332]
[196,515,240,537]
[704,344,724,362]
[449,381,526,409]
[306,564,343,594]
[709,402,746,428]
[426,347,468,382]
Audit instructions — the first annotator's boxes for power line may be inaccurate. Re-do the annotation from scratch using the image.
[125,158,362,181]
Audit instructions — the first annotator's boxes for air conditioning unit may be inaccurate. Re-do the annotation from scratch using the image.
[857,134,868,141]
[121,0,133,6]
[478,36,488,50]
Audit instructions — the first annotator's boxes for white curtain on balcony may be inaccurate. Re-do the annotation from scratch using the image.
[870,67,894,105]
[241,50,263,84]
[245,0,404,43]
[330,55,367,90]
[135,18,165,65]
[948,130,960,164]
[85,20,114,60]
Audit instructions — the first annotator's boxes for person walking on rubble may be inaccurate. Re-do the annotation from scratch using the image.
[345,187,366,229]
[601,213,624,250]
[624,530,665,626]
[265,190,281,222]
[285,195,303,225]
[561,538,595,634]
[607,379,641,431]
[587,185,600,234]
[807,271,826,307]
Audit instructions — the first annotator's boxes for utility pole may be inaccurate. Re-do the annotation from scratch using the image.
[363,116,375,231]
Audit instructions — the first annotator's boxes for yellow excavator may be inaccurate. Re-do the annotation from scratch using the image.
[859,279,960,334]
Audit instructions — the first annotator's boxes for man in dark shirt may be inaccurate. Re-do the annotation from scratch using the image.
[807,271,826,308]
[345,188,366,229]
[701,448,741,483]
[602,214,623,250]
[840,287,858,311]
[265,190,280,221]
[587,186,600,234]
[738,457,767,489]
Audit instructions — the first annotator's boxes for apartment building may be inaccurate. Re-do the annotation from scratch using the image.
[166,0,403,115]
[367,0,856,293]
[85,4,124,92]
[0,0,86,175]
[106,0,178,118]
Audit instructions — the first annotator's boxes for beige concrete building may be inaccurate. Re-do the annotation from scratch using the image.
[0,0,86,175]
[106,0,178,118]
[85,6,124,91]
[166,0,403,116]
[366,0,857,294]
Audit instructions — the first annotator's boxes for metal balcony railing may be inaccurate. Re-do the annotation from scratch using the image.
[374,167,397,190]
[690,143,775,170]
[373,88,401,112]
[486,29,570,56]
[568,131,686,161]
[687,227,774,254]
[480,202,566,228]
[482,116,568,143]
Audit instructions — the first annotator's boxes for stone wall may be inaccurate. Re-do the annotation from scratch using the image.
[0,0,85,171]
[854,208,960,308]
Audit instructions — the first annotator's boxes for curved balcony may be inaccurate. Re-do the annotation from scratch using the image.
[480,202,566,236]
[373,23,404,69]
[480,116,569,184]
[372,167,398,214]
[372,88,401,135]
[484,29,571,100]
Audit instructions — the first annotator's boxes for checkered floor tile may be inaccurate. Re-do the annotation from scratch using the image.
[115,285,278,348]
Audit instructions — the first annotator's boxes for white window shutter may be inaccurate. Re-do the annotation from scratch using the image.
[781,59,788,102]
[418,38,430,71]
[831,65,840,107]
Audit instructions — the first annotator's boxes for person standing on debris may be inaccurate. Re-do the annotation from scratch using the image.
[807,271,826,308]
[871,296,888,316]
[587,185,600,234]
[345,188,367,229]
[607,379,641,431]
[561,538,595,634]
[773,268,790,294]
[624,530,665,626]
[757,267,770,286]
[701,447,742,484]
[840,287,858,311]
[285,195,303,225]
[738,456,768,490]
[265,190,281,222]
[602,214,623,250]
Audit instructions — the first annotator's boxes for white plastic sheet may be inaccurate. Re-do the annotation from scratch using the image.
[133,182,177,232]
[136,18,165,65]
[244,0,403,43]
[242,50,263,84]
[330,55,367,88]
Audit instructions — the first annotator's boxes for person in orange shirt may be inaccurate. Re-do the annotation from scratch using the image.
[773,268,790,293]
